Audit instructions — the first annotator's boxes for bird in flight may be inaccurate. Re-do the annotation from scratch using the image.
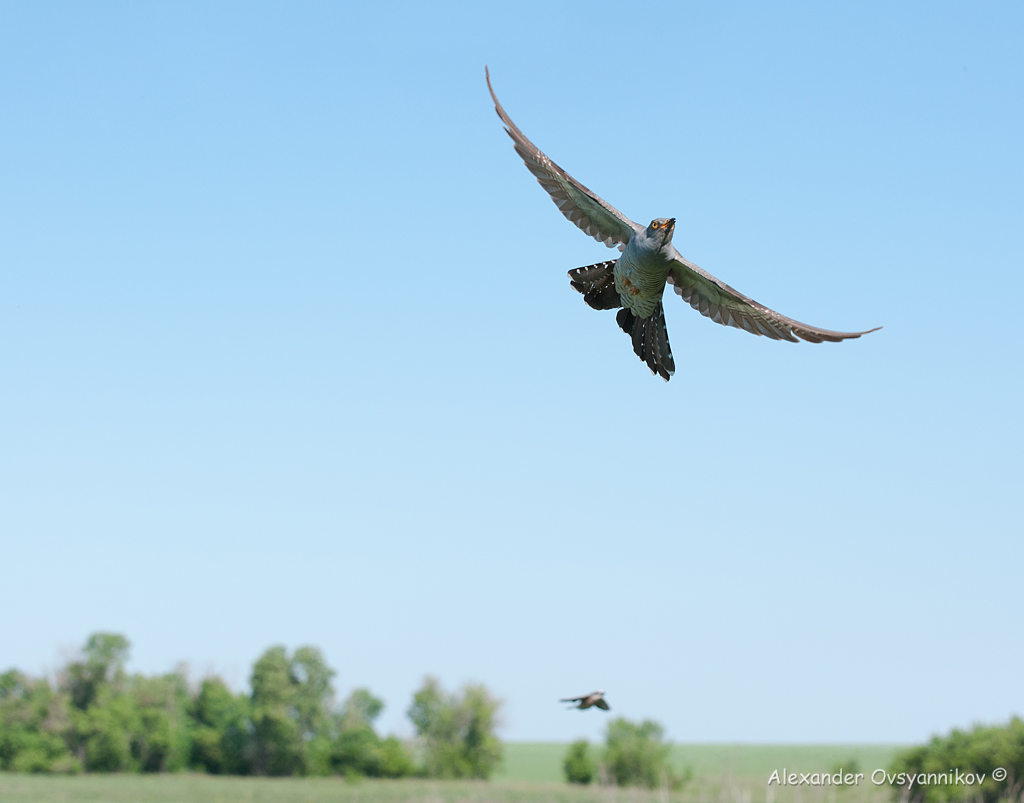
[486,68,880,381]
[561,691,610,711]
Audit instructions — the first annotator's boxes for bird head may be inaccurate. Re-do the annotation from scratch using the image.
[649,218,675,237]
[643,218,676,251]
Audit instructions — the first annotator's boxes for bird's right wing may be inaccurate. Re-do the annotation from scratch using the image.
[667,254,881,342]
[559,697,583,703]
[487,67,640,249]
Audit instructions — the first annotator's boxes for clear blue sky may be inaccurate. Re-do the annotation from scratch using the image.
[2,1,1021,745]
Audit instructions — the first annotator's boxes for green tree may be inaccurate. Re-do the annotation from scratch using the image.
[250,646,302,776]
[329,688,414,778]
[71,694,138,771]
[128,669,193,772]
[291,646,335,741]
[377,735,416,778]
[604,717,683,789]
[291,646,336,776]
[407,677,502,779]
[249,645,339,776]
[563,738,596,784]
[888,717,1024,803]
[340,688,384,729]
[64,633,130,711]
[0,670,78,773]
[190,677,252,774]
[58,634,195,774]
[60,633,142,772]
[460,685,502,779]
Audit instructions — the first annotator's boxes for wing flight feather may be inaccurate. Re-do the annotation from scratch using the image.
[667,254,881,343]
[486,67,639,248]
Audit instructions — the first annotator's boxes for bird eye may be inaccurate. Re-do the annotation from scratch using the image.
[651,221,660,229]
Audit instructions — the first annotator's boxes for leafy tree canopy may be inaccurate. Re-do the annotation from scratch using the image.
[408,677,503,779]
[888,717,1024,803]
[0,634,416,779]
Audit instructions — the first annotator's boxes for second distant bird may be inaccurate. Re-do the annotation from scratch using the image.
[561,691,610,711]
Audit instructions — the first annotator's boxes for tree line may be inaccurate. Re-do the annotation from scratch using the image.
[0,633,501,778]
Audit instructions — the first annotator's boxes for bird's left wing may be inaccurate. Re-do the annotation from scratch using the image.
[595,699,610,710]
[667,254,881,343]
[486,67,640,249]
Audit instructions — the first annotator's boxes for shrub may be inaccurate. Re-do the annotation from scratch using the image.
[604,717,685,789]
[564,738,596,784]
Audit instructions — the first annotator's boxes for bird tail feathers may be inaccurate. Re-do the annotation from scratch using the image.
[568,261,621,310]
[617,304,675,382]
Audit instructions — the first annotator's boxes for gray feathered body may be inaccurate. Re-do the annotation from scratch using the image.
[566,224,680,381]
[614,225,675,318]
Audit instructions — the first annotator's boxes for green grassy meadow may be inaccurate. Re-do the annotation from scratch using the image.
[494,743,901,783]
[0,743,904,803]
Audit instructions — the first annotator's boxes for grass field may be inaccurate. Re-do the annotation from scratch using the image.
[494,743,902,784]
[0,743,905,803]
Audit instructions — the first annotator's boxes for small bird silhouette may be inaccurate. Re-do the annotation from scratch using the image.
[561,691,610,710]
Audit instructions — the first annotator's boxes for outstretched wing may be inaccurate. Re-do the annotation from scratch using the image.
[667,254,881,343]
[486,67,640,249]
[594,699,610,710]
[560,697,583,703]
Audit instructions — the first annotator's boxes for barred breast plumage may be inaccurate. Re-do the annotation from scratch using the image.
[613,236,674,319]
